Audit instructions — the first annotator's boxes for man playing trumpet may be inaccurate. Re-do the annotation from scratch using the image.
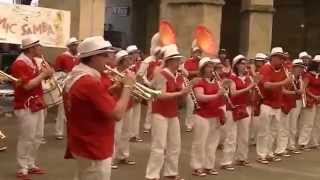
[11,35,54,180]
[63,36,134,180]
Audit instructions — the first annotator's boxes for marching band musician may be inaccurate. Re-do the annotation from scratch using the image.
[54,37,80,72]
[256,47,289,164]
[53,37,80,140]
[137,45,164,133]
[230,55,257,166]
[145,44,190,180]
[63,36,135,180]
[249,53,267,145]
[218,49,232,78]
[11,35,54,179]
[299,51,312,67]
[190,57,226,177]
[220,55,256,170]
[126,45,143,142]
[183,40,202,132]
[298,55,320,150]
[111,50,137,169]
[278,59,305,155]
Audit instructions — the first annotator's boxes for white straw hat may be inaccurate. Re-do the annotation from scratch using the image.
[312,55,320,63]
[77,36,116,58]
[21,35,41,50]
[126,45,139,54]
[299,51,312,59]
[115,50,129,64]
[198,57,215,70]
[292,59,305,67]
[162,44,184,61]
[66,37,81,46]
[254,53,268,61]
[270,47,286,57]
[232,54,247,67]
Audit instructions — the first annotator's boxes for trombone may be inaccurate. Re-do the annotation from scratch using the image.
[104,65,161,101]
[0,70,19,82]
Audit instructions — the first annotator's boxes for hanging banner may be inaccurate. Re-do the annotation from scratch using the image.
[0,3,71,48]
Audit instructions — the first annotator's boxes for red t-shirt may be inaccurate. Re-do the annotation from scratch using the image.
[152,70,183,118]
[11,57,44,110]
[305,72,320,106]
[281,82,297,114]
[64,75,116,160]
[230,75,251,106]
[147,59,162,80]
[259,64,286,108]
[100,73,113,91]
[184,57,199,79]
[194,79,225,118]
[55,51,79,72]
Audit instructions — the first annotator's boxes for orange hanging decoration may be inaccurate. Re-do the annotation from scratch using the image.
[194,25,218,56]
[159,20,176,45]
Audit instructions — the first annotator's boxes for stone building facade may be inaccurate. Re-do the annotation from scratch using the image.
[38,0,320,60]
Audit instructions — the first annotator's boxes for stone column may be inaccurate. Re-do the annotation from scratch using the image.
[239,0,274,58]
[160,0,225,56]
[39,0,106,61]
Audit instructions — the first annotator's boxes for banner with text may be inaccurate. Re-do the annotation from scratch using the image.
[0,3,70,48]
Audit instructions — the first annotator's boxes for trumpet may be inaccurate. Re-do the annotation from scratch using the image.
[213,71,235,109]
[0,70,19,82]
[104,65,161,101]
[283,65,307,107]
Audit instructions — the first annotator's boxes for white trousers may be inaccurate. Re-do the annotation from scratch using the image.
[74,155,111,180]
[274,112,290,154]
[250,115,259,144]
[298,105,319,146]
[113,109,132,160]
[15,109,45,173]
[129,103,141,138]
[55,103,66,136]
[221,107,251,165]
[310,105,320,146]
[256,105,282,158]
[145,114,181,179]
[185,94,195,129]
[287,100,302,150]
[144,102,152,130]
[190,115,220,170]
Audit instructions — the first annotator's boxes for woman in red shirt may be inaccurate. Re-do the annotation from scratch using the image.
[221,55,255,169]
[298,55,320,150]
[190,57,226,177]
[278,59,305,155]
[145,44,190,180]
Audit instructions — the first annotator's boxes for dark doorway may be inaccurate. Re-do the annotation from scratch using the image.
[220,0,241,59]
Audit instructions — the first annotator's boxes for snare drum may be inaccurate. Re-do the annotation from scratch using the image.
[42,79,63,108]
